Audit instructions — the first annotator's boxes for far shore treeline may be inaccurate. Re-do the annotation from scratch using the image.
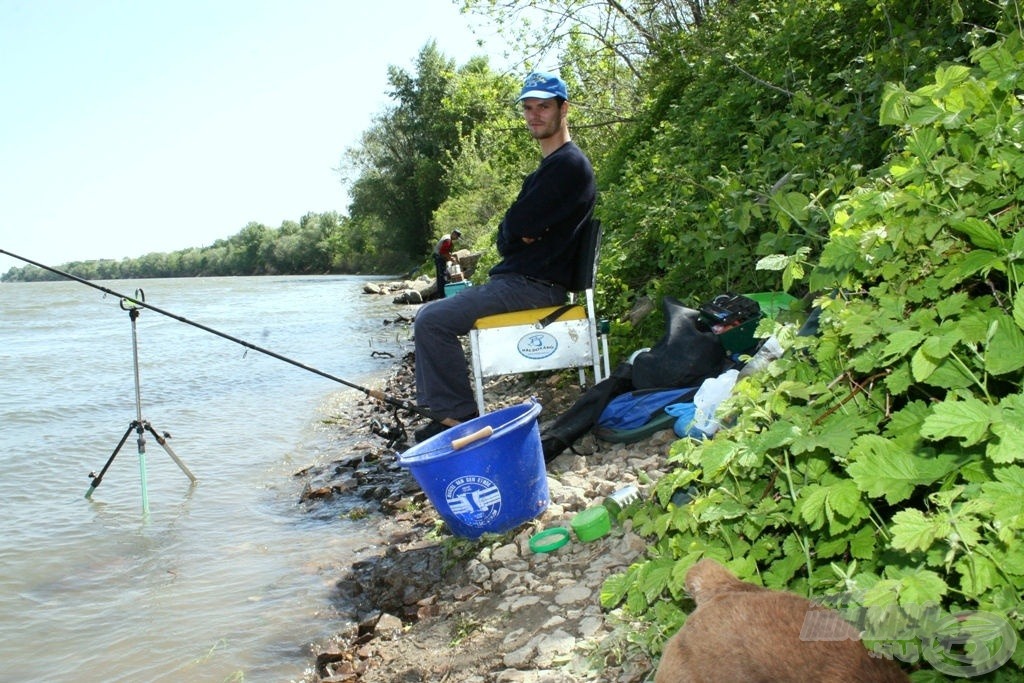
[6,2,1024,675]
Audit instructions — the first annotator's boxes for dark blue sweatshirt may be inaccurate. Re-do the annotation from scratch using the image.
[488,141,596,288]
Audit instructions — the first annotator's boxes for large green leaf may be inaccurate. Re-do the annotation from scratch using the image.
[985,315,1024,375]
[988,422,1024,465]
[920,397,997,446]
[847,435,960,504]
[890,508,951,553]
[948,217,1005,251]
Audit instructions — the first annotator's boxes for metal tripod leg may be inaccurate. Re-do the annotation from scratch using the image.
[85,421,136,500]
[143,422,197,484]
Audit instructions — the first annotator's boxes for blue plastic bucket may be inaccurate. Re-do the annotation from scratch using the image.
[397,401,548,539]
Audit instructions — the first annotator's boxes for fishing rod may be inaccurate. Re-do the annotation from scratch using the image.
[0,248,443,424]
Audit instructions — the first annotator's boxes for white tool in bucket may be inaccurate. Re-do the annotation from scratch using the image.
[408,407,521,457]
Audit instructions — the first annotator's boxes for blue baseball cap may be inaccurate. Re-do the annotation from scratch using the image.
[516,71,569,102]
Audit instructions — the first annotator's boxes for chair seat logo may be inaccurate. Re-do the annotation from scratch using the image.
[518,331,558,359]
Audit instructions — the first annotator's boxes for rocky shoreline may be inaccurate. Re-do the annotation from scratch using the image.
[293,308,666,683]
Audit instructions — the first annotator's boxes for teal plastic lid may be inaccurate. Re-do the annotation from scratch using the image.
[529,527,571,553]
[571,506,611,542]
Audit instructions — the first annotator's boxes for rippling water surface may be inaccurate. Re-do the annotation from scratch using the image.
[0,275,409,682]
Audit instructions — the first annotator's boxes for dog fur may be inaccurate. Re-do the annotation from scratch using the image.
[654,559,909,683]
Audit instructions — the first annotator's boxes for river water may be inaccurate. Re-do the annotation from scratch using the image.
[0,275,412,682]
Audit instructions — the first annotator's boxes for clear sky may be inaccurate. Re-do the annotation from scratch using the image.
[0,0,508,275]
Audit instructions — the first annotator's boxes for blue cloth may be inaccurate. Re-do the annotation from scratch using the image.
[596,387,697,431]
[665,402,697,438]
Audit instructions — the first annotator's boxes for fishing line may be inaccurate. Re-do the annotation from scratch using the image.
[1,248,442,424]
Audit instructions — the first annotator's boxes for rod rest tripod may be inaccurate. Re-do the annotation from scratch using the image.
[84,290,196,513]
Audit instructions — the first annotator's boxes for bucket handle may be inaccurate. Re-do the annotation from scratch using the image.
[450,401,535,450]
[451,426,493,450]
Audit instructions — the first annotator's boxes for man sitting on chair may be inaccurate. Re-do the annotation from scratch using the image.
[412,70,597,443]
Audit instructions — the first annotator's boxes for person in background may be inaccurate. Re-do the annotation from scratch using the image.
[412,71,597,442]
[432,229,461,298]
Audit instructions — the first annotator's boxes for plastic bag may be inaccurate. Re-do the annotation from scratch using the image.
[687,369,739,439]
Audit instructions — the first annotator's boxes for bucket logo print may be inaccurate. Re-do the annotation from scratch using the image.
[445,475,501,528]
[518,331,557,360]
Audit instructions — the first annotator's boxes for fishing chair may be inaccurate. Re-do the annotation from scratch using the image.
[468,218,610,415]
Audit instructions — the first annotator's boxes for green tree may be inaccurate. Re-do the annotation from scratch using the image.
[340,42,492,260]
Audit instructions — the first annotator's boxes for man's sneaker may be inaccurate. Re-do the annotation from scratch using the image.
[413,411,479,444]
[413,420,450,443]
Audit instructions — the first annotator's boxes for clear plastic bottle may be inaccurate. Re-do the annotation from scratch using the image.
[738,335,783,378]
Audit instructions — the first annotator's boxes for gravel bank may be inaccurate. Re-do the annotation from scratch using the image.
[296,327,667,682]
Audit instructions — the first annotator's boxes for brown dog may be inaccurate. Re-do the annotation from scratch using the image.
[654,559,909,683]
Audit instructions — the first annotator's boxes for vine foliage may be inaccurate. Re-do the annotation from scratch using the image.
[604,21,1024,681]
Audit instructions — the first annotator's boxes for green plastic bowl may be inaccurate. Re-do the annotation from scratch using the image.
[571,506,611,542]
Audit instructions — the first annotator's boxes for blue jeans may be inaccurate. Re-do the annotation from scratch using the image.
[414,274,567,418]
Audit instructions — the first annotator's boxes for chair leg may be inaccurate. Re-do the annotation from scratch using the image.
[469,329,487,415]
[600,333,611,378]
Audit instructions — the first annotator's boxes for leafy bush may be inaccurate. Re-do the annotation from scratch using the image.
[596,0,998,352]
[605,18,1024,681]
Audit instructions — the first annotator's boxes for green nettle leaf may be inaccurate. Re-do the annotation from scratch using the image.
[910,347,941,382]
[955,554,1002,597]
[906,102,947,127]
[797,485,829,530]
[825,478,861,517]
[920,331,960,362]
[935,291,969,319]
[944,163,979,189]
[847,435,960,504]
[949,217,1005,251]
[771,191,810,227]
[756,253,791,271]
[951,0,964,24]
[884,400,930,445]
[979,466,1024,526]
[987,422,1024,464]
[763,550,805,589]
[791,411,864,457]
[938,249,1003,289]
[1014,289,1024,331]
[849,524,877,560]
[699,438,742,479]
[879,83,910,125]
[600,572,631,608]
[907,127,943,161]
[985,314,1024,375]
[915,355,976,389]
[880,329,925,363]
[913,337,974,387]
[642,558,677,605]
[920,397,997,446]
[815,534,849,558]
[890,508,950,552]
[884,362,914,394]
[894,568,948,608]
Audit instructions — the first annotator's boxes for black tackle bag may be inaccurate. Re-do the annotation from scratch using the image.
[630,296,731,390]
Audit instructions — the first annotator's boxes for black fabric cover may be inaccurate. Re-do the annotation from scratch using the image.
[630,296,730,390]
[540,361,634,462]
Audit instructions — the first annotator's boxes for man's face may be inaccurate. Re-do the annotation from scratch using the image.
[520,97,565,140]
